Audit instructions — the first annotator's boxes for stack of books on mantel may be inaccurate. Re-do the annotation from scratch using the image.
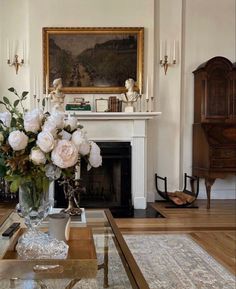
[108,96,122,112]
[65,97,91,112]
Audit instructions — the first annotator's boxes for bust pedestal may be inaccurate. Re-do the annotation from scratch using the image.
[124,105,134,113]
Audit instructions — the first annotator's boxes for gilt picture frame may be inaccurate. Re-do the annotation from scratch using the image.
[43,27,144,94]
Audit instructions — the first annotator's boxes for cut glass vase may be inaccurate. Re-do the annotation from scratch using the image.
[16,179,68,260]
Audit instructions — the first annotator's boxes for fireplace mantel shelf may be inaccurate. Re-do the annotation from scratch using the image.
[67,111,161,120]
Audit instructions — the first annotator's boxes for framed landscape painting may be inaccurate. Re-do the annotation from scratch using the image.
[43,27,144,94]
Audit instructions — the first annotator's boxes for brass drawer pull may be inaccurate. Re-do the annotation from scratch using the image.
[33,264,64,273]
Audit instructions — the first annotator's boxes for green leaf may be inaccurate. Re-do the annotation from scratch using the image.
[8,87,15,92]
[28,138,35,143]
[3,97,10,105]
[10,117,16,127]
[14,100,20,107]
[10,179,20,193]
[22,91,28,98]
[0,165,6,177]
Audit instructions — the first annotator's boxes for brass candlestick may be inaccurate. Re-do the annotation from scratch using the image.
[7,55,24,74]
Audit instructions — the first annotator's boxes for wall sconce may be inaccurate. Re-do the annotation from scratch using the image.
[160,40,177,75]
[6,40,25,74]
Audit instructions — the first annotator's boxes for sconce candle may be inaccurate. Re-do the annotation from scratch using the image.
[6,39,10,60]
[160,40,177,75]
[173,40,176,62]
[160,40,163,61]
[7,39,24,74]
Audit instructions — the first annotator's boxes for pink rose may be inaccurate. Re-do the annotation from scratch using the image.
[51,140,78,169]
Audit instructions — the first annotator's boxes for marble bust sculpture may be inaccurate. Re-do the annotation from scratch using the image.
[50,78,65,112]
[121,78,138,112]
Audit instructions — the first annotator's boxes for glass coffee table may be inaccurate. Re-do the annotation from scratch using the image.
[0,209,149,289]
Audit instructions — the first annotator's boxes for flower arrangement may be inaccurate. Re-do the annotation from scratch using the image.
[0,88,102,196]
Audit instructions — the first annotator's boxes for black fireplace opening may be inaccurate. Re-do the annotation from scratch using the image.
[54,142,133,216]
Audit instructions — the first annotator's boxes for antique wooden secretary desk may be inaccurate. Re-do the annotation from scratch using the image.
[192,56,236,209]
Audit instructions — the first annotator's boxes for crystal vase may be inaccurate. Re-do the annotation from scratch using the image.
[16,178,55,259]
[18,179,52,229]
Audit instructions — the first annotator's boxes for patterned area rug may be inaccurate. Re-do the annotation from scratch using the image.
[124,234,235,289]
[0,234,234,289]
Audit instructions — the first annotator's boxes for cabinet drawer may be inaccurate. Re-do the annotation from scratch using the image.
[211,158,236,168]
[211,148,236,159]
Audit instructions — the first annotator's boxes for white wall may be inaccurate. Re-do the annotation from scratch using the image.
[182,0,236,198]
[0,0,29,106]
[155,0,236,199]
[0,0,235,201]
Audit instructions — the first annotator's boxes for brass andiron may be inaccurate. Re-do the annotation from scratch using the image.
[7,54,24,74]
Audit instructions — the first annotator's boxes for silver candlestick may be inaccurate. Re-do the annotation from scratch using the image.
[150,96,154,112]
[146,99,149,112]
[139,94,142,112]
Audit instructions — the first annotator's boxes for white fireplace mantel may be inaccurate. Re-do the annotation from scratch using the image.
[67,111,161,120]
[74,112,161,209]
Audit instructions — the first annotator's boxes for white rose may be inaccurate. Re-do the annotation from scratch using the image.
[8,130,28,151]
[59,130,71,140]
[0,112,12,127]
[64,116,78,131]
[88,141,102,168]
[48,111,64,129]
[51,140,78,169]
[71,129,90,155]
[79,141,90,155]
[30,148,46,165]
[24,109,42,133]
[37,131,55,153]
[43,120,57,136]
[71,129,85,147]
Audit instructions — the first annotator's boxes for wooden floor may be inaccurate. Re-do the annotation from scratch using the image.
[0,200,235,275]
[116,200,236,275]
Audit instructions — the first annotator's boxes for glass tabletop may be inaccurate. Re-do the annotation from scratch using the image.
[0,209,149,289]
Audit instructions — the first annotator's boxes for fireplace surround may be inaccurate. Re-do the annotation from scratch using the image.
[53,112,161,210]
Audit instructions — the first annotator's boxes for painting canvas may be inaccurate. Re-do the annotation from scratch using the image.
[43,27,144,94]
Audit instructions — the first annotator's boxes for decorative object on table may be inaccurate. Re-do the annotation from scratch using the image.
[108,96,122,112]
[49,78,65,113]
[43,27,144,94]
[65,97,91,112]
[58,177,85,216]
[48,212,70,241]
[0,87,102,259]
[95,98,109,112]
[121,78,139,112]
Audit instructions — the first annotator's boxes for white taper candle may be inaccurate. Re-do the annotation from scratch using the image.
[146,77,149,100]
[173,40,176,62]
[160,40,163,61]
[6,39,10,60]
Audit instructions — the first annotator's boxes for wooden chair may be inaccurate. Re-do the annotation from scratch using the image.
[155,173,199,208]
